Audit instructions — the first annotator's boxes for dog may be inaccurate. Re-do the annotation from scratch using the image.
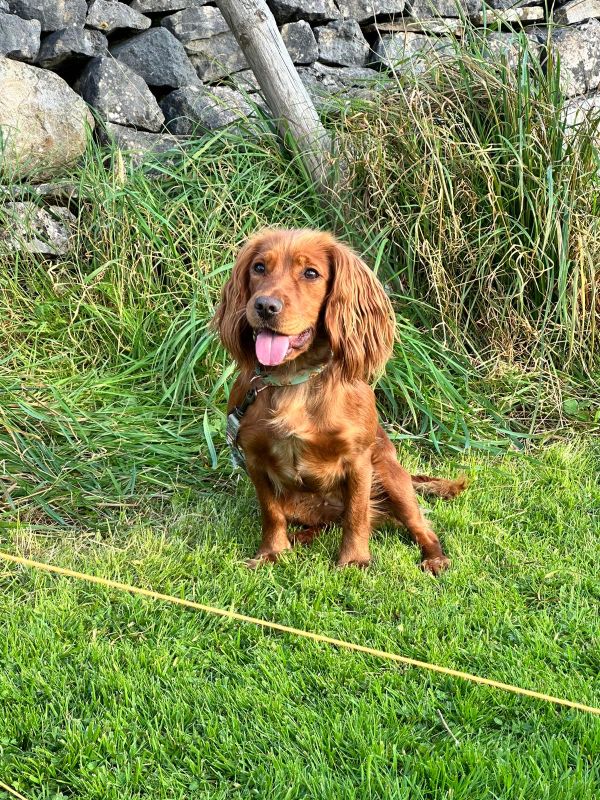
[214,228,466,573]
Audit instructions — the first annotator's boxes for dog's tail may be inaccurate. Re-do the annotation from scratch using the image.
[411,474,468,500]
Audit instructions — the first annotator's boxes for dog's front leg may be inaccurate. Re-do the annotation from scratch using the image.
[337,450,373,568]
[246,469,292,568]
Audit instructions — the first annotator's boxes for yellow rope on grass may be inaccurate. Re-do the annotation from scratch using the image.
[2,550,599,717]
[0,780,29,800]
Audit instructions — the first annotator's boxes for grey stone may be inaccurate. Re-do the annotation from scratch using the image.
[486,0,544,8]
[405,0,476,18]
[374,16,463,33]
[267,0,340,24]
[374,31,453,70]
[281,20,318,64]
[554,0,600,25]
[232,69,261,92]
[564,91,600,131]
[0,202,76,255]
[110,27,199,88]
[298,62,386,109]
[337,0,405,20]
[188,31,247,81]
[7,0,87,32]
[315,19,370,67]
[75,56,164,132]
[549,20,600,97]
[0,1,9,10]
[37,26,107,69]
[161,6,229,42]
[130,0,210,11]
[160,85,255,134]
[9,181,79,203]
[101,121,186,166]
[480,31,542,70]
[86,0,151,34]
[471,5,544,24]
[0,55,93,179]
[0,12,40,61]
[299,61,384,89]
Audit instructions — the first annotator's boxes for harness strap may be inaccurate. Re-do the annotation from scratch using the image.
[226,357,330,471]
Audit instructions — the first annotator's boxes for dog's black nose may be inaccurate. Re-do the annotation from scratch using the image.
[254,295,283,319]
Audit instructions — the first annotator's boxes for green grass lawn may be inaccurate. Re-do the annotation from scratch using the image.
[1,38,600,799]
[2,440,599,799]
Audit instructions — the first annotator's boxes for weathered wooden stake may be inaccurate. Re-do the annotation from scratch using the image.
[216,0,334,191]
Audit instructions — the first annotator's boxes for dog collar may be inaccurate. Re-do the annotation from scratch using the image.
[226,358,330,472]
[255,360,329,387]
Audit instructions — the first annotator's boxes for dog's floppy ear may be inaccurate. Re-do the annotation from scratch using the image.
[213,234,264,369]
[324,240,395,382]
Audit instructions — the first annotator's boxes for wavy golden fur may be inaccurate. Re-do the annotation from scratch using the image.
[214,228,465,572]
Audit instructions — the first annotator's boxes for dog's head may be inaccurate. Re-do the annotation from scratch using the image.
[213,228,395,381]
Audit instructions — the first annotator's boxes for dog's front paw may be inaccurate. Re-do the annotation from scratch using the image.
[420,556,451,576]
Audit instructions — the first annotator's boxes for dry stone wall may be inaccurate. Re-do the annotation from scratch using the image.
[0,0,600,170]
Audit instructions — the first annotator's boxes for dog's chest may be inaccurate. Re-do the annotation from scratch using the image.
[263,409,348,493]
[239,393,344,491]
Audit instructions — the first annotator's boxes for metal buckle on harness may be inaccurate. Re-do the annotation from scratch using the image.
[226,384,267,472]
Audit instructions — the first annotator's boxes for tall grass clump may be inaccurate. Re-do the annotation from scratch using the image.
[0,129,321,526]
[1,31,598,529]
[1,123,507,529]
[337,29,600,418]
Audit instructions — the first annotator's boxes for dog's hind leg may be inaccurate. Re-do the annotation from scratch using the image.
[373,428,454,575]
[281,492,342,547]
[289,525,327,546]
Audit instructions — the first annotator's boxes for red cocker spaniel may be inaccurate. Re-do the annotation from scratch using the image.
[214,228,465,573]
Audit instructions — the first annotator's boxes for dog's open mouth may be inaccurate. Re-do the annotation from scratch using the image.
[254,327,312,366]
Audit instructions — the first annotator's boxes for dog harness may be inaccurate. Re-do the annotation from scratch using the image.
[226,361,330,472]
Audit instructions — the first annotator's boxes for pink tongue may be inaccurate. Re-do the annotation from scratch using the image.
[255,330,290,366]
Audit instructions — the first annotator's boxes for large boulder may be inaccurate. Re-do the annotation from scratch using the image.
[281,20,318,64]
[7,0,87,32]
[110,27,199,88]
[548,20,600,97]
[160,85,254,134]
[0,56,93,179]
[267,0,340,24]
[86,0,151,33]
[37,26,108,69]
[315,19,370,67]
[0,11,40,61]
[75,57,164,132]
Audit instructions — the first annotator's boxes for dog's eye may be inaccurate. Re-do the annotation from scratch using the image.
[252,262,265,274]
[303,268,319,280]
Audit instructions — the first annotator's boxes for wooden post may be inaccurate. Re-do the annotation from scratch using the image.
[216,0,334,190]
